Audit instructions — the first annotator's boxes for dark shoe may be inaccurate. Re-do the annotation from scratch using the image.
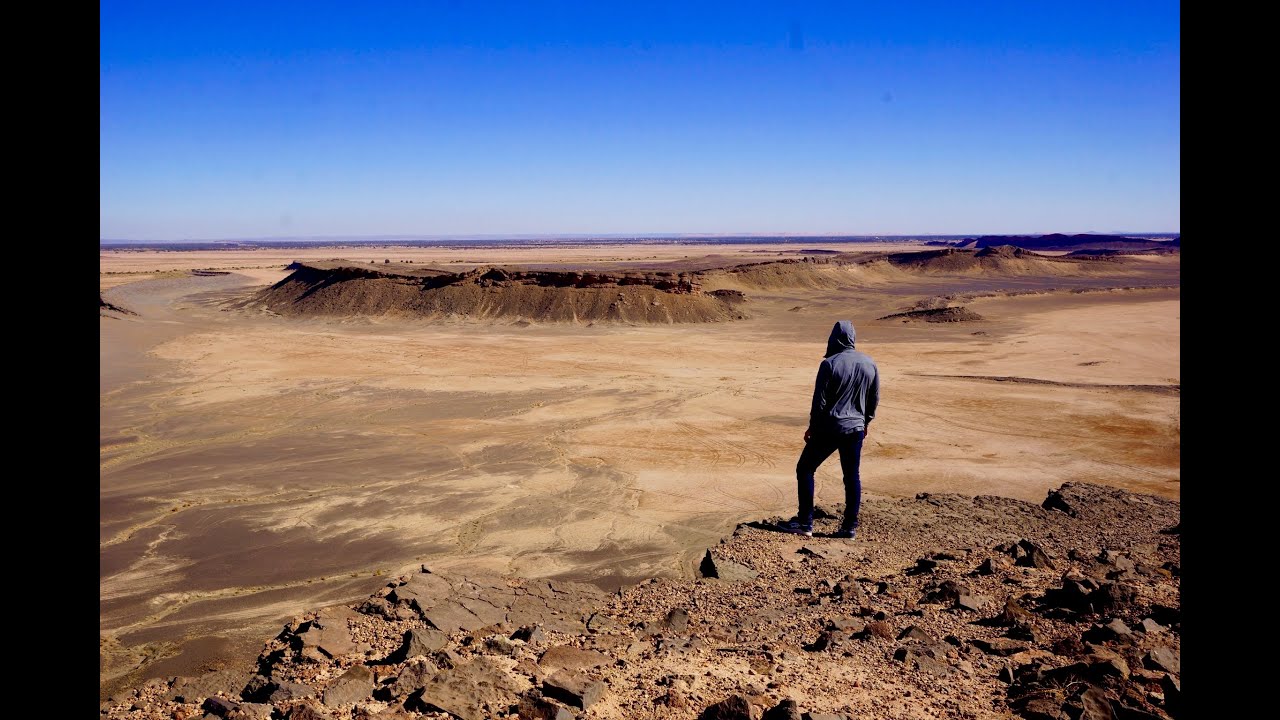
[776,518,813,537]
[830,526,857,540]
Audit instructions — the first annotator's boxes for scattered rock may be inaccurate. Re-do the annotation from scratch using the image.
[920,579,968,605]
[977,556,1012,575]
[1007,623,1047,644]
[517,693,576,720]
[1051,636,1086,658]
[422,601,490,634]
[103,482,1179,720]
[833,576,868,604]
[200,697,239,717]
[1138,618,1166,635]
[920,579,991,611]
[1083,619,1133,644]
[996,597,1034,625]
[389,660,438,700]
[538,645,611,673]
[269,680,318,704]
[1012,689,1067,720]
[972,638,1030,656]
[1042,488,1076,516]
[166,670,251,703]
[878,306,985,323]
[285,703,333,720]
[389,627,449,661]
[1147,604,1180,628]
[665,607,690,633]
[804,630,839,652]
[234,703,274,720]
[322,664,373,706]
[1084,649,1131,680]
[700,550,759,581]
[910,558,939,574]
[239,675,272,703]
[1090,582,1139,615]
[1144,646,1180,674]
[863,620,895,640]
[698,694,758,720]
[1103,618,1132,637]
[1078,686,1114,720]
[512,624,547,645]
[762,698,802,720]
[485,634,519,656]
[827,616,866,635]
[898,625,934,643]
[388,572,456,608]
[543,671,606,710]
[957,591,994,612]
[1016,540,1056,570]
[1161,674,1181,716]
[416,657,530,720]
[894,642,954,677]
[296,620,358,659]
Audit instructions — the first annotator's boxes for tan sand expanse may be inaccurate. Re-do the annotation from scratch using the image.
[99,241,937,277]
[100,248,1178,696]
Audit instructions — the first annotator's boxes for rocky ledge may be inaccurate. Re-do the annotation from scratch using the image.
[102,482,1180,720]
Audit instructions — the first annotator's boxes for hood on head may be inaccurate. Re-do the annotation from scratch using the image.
[825,320,856,357]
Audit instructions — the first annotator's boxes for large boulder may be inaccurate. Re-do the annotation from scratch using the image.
[388,572,454,610]
[294,609,363,659]
[1145,646,1180,674]
[700,550,759,581]
[1089,582,1140,615]
[322,665,373,706]
[285,703,333,720]
[542,670,606,710]
[1011,689,1067,720]
[387,628,449,662]
[762,698,802,720]
[1016,540,1056,570]
[516,693,576,720]
[389,660,438,700]
[268,680,318,704]
[537,645,611,673]
[893,642,955,677]
[165,669,253,703]
[698,694,758,720]
[414,656,530,720]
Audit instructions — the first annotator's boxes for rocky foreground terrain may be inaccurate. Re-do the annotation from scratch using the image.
[102,483,1180,720]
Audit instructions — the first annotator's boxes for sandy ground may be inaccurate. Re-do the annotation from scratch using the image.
[99,247,1179,697]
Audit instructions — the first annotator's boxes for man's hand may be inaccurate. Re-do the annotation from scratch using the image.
[804,428,812,443]
[863,426,870,439]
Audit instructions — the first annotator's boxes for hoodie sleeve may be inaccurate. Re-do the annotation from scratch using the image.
[866,363,879,424]
[809,359,832,428]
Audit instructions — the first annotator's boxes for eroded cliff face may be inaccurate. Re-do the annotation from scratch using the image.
[241,262,746,324]
[238,248,1123,325]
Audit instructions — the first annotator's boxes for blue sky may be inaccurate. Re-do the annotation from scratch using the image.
[100,2,1179,240]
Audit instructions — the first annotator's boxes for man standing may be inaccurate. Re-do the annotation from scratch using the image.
[777,320,879,539]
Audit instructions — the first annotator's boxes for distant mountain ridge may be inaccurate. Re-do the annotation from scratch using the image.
[957,233,1178,251]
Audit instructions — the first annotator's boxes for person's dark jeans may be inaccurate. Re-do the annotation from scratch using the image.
[795,428,865,529]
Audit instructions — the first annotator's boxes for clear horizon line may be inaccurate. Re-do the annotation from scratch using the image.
[100,230,1181,245]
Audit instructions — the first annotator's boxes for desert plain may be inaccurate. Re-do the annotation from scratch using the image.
[100,240,1179,700]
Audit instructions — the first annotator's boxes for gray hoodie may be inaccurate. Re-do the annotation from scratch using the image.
[808,320,879,435]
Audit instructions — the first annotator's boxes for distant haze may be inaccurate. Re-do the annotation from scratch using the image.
[101,3,1179,241]
[98,233,1180,249]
